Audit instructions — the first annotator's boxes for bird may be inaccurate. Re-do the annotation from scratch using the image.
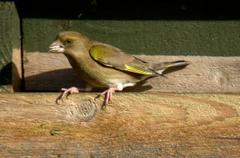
[49,31,189,107]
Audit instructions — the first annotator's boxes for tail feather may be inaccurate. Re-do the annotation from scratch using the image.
[151,60,189,75]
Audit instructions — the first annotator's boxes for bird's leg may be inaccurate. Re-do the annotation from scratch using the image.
[56,87,88,104]
[95,87,117,108]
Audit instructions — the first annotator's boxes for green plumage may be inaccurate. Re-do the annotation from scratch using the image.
[90,44,154,75]
[49,31,189,90]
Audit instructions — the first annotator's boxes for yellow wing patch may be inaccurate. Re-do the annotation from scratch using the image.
[90,45,153,76]
[124,64,153,75]
[90,45,105,60]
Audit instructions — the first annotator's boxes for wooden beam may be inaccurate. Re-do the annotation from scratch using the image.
[0,93,240,157]
[24,52,240,92]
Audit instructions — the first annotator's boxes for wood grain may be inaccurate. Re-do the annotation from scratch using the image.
[0,93,240,157]
[24,52,240,92]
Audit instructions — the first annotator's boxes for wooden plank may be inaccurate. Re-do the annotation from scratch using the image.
[23,19,240,56]
[0,93,240,157]
[24,52,240,92]
[0,2,21,92]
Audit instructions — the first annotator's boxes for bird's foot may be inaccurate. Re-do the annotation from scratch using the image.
[56,87,80,104]
[95,87,117,109]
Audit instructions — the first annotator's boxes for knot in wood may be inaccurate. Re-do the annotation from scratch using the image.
[65,98,97,122]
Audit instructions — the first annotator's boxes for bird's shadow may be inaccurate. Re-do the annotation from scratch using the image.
[25,68,152,92]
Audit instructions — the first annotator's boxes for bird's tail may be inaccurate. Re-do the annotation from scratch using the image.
[150,60,189,75]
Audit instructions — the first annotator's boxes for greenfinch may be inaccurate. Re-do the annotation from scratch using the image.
[49,31,189,106]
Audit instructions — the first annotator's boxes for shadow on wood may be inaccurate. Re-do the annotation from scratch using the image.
[0,61,22,92]
[24,68,85,91]
[24,53,240,93]
[24,68,153,92]
[0,63,12,86]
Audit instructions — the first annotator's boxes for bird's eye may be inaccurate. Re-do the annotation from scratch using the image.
[64,40,72,45]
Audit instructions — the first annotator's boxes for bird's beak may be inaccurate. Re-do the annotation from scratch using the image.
[49,40,64,53]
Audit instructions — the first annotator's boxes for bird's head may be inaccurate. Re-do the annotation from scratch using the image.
[49,31,90,54]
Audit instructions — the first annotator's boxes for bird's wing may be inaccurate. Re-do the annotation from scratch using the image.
[89,44,154,75]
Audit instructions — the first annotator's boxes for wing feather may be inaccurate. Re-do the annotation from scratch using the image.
[89,44,154,76]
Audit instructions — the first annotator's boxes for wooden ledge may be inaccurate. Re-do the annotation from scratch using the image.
[0,92,240,157]
[24,52,240,93]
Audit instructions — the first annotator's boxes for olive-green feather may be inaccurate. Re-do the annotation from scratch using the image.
[89,44,154,75]
[124,64,153,75]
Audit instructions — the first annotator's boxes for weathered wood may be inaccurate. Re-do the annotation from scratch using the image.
[0,2,21,92]
[23,19,240,56]
[24,52,240,92]
[0,93,240,157]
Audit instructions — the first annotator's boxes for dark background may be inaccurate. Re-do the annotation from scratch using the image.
[15,0,240,20]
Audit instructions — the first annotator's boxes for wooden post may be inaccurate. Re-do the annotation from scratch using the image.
[0,1,21,92]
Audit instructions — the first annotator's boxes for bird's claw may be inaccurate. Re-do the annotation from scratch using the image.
[55,87,80,104]
[94,88,116,109]
[56,87,117,109]
[55,93,64,104]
